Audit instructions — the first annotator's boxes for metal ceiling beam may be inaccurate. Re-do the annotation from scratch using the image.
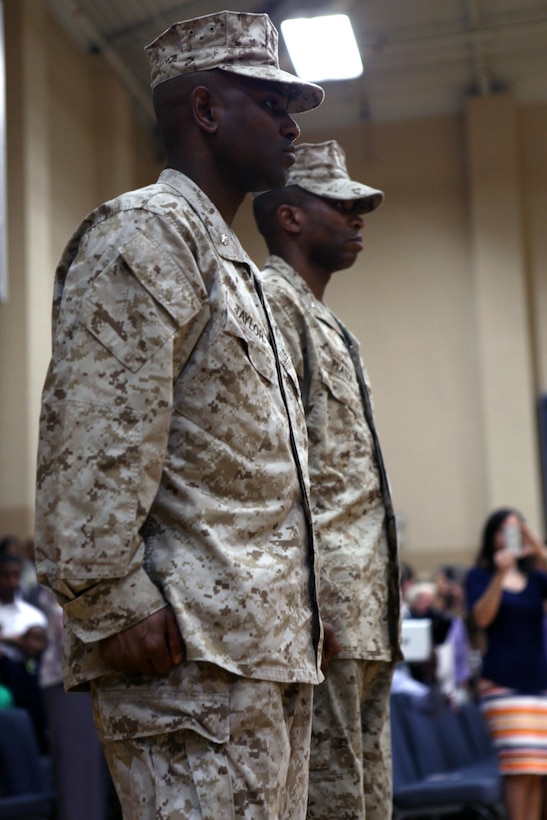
[464,0,491,95]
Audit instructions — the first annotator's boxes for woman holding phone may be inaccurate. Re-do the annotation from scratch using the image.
[465,507,547,820]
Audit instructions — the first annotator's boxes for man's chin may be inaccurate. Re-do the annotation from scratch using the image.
[254,171,288,193]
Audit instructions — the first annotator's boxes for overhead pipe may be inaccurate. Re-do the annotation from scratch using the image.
[464,0,492,95]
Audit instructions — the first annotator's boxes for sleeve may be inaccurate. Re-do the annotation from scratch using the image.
[35,210,209,644]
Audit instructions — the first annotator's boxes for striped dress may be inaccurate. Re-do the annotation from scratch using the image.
[478,681,547,774]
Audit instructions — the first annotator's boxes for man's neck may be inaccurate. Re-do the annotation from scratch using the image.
[276,248,330,300]
[165,159,244,226]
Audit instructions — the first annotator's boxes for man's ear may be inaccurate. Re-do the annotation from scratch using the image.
[277,204,303,235]
[191,86,218,134]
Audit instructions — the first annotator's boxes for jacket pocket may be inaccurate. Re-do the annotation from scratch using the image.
[94,671,230,744]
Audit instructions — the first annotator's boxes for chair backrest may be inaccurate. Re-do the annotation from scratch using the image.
[392,693,448,779]
[457,700,497,761]
[390,694,422,788]
[434,702,478,769]
[0,707,48,795]
[390,693,507,820]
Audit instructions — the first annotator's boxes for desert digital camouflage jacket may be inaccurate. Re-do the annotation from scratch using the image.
[35,172,322,690]
[261,256,401,660]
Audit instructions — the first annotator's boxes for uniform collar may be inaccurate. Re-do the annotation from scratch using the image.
[158,168,251,265]
[263,255,344,332]
[264,254,318,304]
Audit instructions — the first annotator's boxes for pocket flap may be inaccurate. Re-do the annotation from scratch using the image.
[96,684,230,743]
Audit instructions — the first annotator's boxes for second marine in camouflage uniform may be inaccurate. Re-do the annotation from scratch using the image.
[254,141,402,820]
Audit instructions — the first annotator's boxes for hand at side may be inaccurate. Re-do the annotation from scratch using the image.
[99,605,185,675]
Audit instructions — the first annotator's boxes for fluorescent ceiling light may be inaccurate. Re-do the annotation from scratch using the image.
[280,14,363,82]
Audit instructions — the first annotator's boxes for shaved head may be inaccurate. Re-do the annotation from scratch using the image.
[152,70,221,156]
[253,186,311,253]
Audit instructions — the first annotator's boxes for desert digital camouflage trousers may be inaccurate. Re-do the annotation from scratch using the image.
[91,660,314,819]
[307,659,395,820]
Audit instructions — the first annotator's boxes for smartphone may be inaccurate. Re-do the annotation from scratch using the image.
[504,524,522,555]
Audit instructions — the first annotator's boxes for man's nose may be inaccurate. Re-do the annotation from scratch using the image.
[281,112,300,142]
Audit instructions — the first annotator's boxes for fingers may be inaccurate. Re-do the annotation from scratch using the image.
[522,522,541,549]
[98,633,132,672]
[320,621,342,673]
[143,623,173,676]
[165,607,186,665]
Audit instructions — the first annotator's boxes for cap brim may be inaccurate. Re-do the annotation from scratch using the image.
[296,179,384,212]
[217,64,324,113]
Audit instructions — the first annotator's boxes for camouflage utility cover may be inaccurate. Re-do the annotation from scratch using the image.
[280,140,384,211]
[35,171,322,691]
[146,10,324,114]
[261,257,400,661]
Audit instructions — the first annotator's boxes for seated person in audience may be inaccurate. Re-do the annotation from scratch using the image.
[0,534,38,597]
[433,565,473,704]
[400,561,417,618]
[33,583,114,820]
[404,581,452,688]
[406,581,452,642]
[0,549,47,647]
[0,549,48,750]
[391,662,446,714]
[0,534,22,558]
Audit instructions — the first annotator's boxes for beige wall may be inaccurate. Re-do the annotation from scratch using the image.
[1,2,546,575]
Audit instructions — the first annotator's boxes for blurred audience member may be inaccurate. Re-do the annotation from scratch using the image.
[0,680,13,708]
[404,581,449,688]
[400,562,416,617]
[433,564,473,704]
[0,534,21,558]
[433,564,465,614]
[391,663,446,715]
[406,581,450,635]
[0,545,47,646]
[32,584,113,820]
[20,536,38,595]
[0,548,48,750]
[465,507,547,820]
[405,578,473,704]
[0,534,36,596]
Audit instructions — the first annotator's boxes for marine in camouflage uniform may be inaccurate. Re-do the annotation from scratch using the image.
[254,141,402,820]
[34,12,326,819]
